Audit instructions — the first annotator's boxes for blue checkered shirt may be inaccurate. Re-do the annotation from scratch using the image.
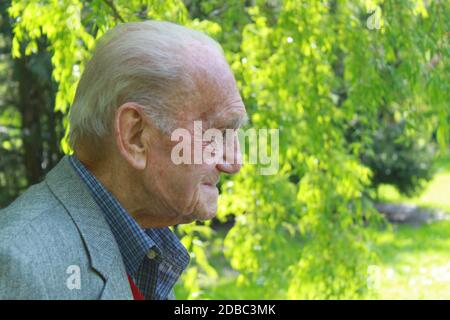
[69,155,190,300]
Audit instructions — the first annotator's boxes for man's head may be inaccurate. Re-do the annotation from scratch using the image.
[69,21,247,228]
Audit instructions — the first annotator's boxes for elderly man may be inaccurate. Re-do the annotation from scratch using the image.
[0,21,247,299]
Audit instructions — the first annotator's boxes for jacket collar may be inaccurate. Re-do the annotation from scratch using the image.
[45,155,125,283]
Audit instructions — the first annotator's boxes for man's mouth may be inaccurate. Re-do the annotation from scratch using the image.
[202,182,219,192]
[203,175,220,187]
[202,182,216,187]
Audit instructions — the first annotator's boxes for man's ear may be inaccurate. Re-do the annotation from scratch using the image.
[114,103,148,170]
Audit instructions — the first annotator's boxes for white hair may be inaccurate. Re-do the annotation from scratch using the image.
[68,20,223,149]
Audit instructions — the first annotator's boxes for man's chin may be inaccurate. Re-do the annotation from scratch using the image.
[179,207,217,224]
[196,210,217,221]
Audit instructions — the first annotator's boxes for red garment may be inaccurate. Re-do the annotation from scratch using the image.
[127,274,145,300]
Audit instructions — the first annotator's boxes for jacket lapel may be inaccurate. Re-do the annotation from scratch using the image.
[45,155,133,300]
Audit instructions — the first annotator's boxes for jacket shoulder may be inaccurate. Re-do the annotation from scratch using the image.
[0,181,60,235]
[0,181,104,299]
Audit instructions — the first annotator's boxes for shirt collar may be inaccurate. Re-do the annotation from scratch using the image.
[68,155,190,276]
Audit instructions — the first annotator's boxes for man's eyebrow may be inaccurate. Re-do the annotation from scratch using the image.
[206,107,249,130]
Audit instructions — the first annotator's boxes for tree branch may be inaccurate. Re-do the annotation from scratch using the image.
[103,0,125,23]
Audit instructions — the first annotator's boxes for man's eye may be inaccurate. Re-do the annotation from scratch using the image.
[202,130,229,147]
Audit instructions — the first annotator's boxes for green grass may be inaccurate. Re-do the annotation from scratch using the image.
[370,222,450,299]
[372,154,450,299]
[176,154,450,300]
[374,152,450,299]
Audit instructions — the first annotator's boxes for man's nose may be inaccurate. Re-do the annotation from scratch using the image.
[216,161,241,174]
[216,134,242,175]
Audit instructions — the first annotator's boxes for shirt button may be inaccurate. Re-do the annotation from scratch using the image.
[147,249,157,259]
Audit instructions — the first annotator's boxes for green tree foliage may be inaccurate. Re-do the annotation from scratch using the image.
[0,0,64,207]
[353,118,436,197]
[4,0,449,299]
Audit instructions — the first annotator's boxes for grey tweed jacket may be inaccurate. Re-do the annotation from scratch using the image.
[0,155,133,299]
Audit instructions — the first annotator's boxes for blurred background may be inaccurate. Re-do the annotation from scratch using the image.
[0,0,449,299]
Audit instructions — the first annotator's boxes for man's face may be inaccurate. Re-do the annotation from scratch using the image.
[140,50,247,225]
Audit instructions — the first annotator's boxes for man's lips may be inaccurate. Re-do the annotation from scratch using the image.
[202,182,217,187]
[203,175,220,187]
[202,179,219,189]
